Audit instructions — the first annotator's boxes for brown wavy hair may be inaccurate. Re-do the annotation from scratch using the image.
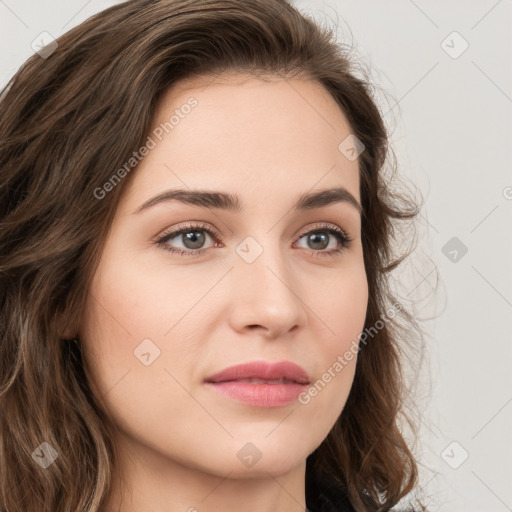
[0,0,429,510]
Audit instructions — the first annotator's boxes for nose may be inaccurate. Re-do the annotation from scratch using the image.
[227,241,308,339]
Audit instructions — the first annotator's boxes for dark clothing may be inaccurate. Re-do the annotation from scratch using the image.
[307,494,357,512]
[306,468,357,512]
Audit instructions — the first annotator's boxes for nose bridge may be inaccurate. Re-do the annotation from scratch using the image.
[229,232,306,336]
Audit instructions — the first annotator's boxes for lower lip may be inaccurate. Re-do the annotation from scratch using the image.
[205,381,309,407]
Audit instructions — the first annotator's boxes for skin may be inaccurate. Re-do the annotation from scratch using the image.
[76,72,368,512]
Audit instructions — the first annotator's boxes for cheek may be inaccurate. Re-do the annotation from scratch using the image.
[78,247,212,412]
[82,246,208,343]
[299,263,367,423]
[315,260,368,352]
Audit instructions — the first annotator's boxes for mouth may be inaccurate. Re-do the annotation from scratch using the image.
[204,360,311,386]
[204,379,309,407]
[203,360,311,407]
[218,377,302,384]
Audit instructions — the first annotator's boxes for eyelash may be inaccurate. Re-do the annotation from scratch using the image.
[155,222,353,258]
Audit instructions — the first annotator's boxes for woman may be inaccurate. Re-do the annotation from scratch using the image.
[0,0,428,510]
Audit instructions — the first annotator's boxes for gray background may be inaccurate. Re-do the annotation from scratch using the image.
[1,1,511,510]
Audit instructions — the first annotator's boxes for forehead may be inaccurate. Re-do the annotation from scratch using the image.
[121,72,361,212]
[155,70,351,135]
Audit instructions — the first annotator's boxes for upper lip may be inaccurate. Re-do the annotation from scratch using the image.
[204,360,310,385]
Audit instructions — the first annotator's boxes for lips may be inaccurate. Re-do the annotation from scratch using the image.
[204,360,311,407]
[204,360,310,385]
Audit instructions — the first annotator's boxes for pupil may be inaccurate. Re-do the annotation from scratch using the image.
[309,232,328,250]
[184,231,205,249]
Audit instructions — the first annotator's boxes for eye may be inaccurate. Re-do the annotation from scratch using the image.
[294,223,352,258]
[155,222,352,257]
[155,222,221,256]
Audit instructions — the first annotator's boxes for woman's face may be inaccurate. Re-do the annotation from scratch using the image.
[79,72,368,479]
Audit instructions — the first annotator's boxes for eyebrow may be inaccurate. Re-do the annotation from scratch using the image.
[132,186,362,216]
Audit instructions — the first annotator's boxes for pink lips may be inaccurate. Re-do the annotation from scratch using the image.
[204,360,310,407]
